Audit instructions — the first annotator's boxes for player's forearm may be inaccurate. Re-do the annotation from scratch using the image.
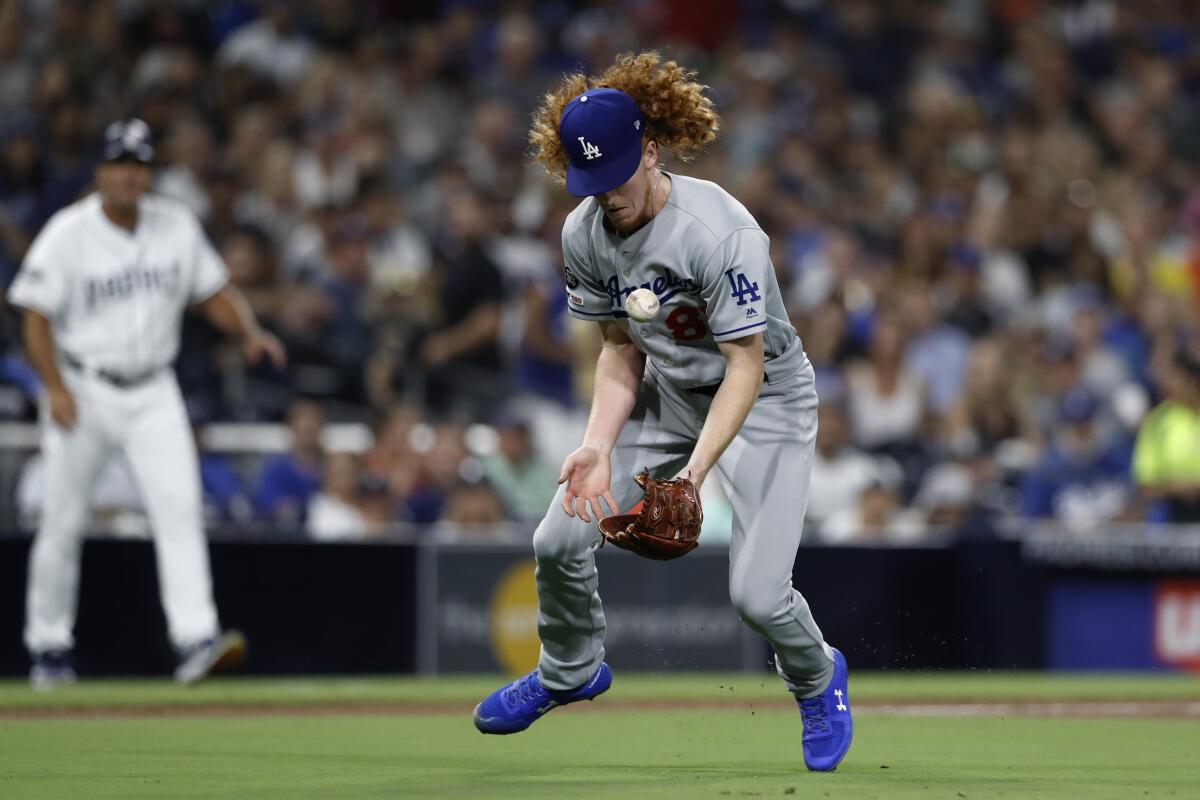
[581,338,644,454]
[197,285,263,340]
[686,336,764,483]
[21,311,67,393]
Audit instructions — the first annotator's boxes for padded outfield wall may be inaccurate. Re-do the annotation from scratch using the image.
[0,532,1197,676]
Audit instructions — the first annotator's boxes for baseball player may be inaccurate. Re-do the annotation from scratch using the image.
[7,119,286,687]
[473,53,854,771]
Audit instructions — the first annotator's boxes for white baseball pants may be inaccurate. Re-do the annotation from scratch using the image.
[24,369,220,655]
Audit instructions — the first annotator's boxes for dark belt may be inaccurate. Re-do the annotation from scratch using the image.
[62,352,163,389]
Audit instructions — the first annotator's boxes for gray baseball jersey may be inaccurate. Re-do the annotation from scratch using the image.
[534,172,833,698]
[561,172,807,387]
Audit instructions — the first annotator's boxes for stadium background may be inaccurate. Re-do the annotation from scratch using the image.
[0,0,1198,677]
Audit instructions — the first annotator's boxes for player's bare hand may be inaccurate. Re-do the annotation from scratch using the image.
[558,446,618,523]
[48,386,77,431]
[243,330,287,370]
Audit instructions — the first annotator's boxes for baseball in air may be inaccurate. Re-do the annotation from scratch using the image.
[625,288,660,322]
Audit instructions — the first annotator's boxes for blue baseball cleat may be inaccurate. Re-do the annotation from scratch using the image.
[474,662,612,734]
[797,647,853,771]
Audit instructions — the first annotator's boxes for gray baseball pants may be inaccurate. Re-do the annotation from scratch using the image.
[533,362,835,697]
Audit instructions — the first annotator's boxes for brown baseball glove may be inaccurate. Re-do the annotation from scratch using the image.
[598,470,703,560]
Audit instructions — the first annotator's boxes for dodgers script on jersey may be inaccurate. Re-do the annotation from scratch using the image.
[7,193,228,374]
[561,172,806,388]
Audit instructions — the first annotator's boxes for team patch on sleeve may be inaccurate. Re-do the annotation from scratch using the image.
[700,229,774,341]
[562,219,617,318]
[724,269,761,305]
[8,261,68,316]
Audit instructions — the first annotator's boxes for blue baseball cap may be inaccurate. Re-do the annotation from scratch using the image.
[559,88,645,197]
[101,118,155,164]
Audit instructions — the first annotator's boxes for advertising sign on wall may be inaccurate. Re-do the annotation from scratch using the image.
[421,543,758,675]
[1047,578,1200,671]
[1154,582,1200,670]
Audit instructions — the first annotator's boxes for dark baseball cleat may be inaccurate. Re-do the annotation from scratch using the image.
[174,630,247,685]
[30,649,77,691]
[474,662,612,734]
[798,647,854,771]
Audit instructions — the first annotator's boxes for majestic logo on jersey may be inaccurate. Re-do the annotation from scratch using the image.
[724,269,761,306]
[564,269,580,289]
[605,269,699,308]
[577,137,602,160]
[745,307,758,318]
[85,263,180,311]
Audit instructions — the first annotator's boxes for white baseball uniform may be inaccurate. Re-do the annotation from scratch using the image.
[7,191,227,655]
[535,172,835,697]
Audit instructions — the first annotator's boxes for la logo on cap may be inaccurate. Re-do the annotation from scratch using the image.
[578,137,602,160]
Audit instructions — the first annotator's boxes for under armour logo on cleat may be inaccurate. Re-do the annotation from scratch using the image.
[834,688,847,711]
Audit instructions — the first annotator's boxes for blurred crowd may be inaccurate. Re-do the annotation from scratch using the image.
[14,398,559,538]
[3,0,1200,541]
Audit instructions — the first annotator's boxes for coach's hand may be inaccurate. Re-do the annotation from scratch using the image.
[242,330,287,370]
[48,386,78,431]
[558,446,618,523]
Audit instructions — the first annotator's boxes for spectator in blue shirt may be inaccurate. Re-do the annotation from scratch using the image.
[254,399,325,525]
[900,279,971,418]
[193,426,252,524]
[515,207,575,407]
[1021,388,1135,527]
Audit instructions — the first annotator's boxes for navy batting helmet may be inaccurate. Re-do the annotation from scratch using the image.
[101,118,155,164]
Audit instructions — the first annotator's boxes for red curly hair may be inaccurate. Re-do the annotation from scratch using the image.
[529,51,720,184]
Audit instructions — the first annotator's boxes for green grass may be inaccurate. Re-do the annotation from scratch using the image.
[1,671,1199,708]
[0,673,1198,799]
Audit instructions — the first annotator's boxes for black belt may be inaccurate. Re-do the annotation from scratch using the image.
[62,352,163,389]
